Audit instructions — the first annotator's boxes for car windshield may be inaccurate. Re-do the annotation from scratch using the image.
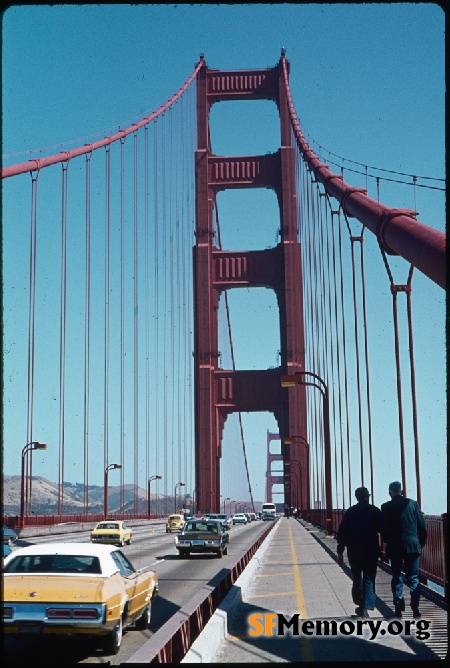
[184,521,219,533]
[4,554,102,574]
[97,523,119,530]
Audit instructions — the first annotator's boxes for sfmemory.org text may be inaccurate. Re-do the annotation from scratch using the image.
[248,613,431,641]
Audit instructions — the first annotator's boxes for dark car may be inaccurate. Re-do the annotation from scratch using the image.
[175,519,229,558]
[2,525,18,545]
[204,513,231,530]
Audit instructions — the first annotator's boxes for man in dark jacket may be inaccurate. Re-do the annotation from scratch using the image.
[337,487,381,617]
[380,481,427,619]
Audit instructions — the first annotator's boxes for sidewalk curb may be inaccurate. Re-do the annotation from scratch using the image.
[182,519,281,663]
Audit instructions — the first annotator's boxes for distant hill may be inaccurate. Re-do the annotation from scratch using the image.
[2,475,169,516]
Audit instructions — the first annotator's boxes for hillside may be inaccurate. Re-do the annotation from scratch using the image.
[2,475,167,516]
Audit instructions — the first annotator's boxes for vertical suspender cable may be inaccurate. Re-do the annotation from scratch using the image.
[120,137,125,512]
[350,235,365,485]
[336,207,352,504]
[144,124,150,513]
[26,171,39,516]
[359,230,375,502]
[104,147,111,505]
[162,113,168,514]
[133,130,139,514]
[406,267,422,507]
[58,161,69,514]
[153,120,160,515]
[84,153,92,514]
[168,107,175,493]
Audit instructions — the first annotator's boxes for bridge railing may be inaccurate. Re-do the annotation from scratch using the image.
[2,513,166,528]
[302,509,447,595]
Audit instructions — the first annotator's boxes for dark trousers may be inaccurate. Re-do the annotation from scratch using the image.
[389,553,421,606]
[348,556,378,610]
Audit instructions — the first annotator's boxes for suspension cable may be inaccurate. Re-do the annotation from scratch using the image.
[3,58,205,179]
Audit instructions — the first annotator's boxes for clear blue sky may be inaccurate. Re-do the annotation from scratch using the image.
[2,4,446,513]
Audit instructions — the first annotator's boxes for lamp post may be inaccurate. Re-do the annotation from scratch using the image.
[104,464,122,519]
[20,442,47,528]
[148,475,162,517]
[281,371,333,535]
[174,482,185,513]
[285,464,300,508]
[284,435,311,518]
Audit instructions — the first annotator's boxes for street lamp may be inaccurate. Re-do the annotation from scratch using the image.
[20,442,47,527]
[148,475,162,517]
[285,464,300,508]
[281,371,333,535]
[174,482,185,513]
[283,435,311,517]
[104,464,122,518]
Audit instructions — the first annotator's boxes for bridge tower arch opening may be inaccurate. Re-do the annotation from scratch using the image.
[194,53,309,514]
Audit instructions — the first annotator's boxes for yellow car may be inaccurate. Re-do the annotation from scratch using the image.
[2,542,158,655]
[165,514,185,533]
[91,520,132,547]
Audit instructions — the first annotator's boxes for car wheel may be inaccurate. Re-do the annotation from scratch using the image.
[127,537,132,545]
[104,615,123,655]
[134,600,151,631]
[217,549,223,558]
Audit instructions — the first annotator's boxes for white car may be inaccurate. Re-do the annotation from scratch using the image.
[232,513,248,525]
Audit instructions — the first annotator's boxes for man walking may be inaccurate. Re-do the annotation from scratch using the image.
[380,481,427,619]
[337,487,381,617]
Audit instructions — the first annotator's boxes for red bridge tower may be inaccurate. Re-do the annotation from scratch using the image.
[194,53,308,513]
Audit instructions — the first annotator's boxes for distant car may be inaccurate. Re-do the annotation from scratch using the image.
[244,513,252,523]
[165,514,185,533]
[249,512,257,522]
[2,542,158,655]
[2,524,18,545]
[182,514,197,522]
[175,519,229,558]
[91,520,132,547]
[2,542,12,558]
[232,513,248,525]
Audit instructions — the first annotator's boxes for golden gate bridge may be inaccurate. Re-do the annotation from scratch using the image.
[2,53,445,551]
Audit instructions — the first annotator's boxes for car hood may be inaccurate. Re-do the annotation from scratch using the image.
[3,575,108,602]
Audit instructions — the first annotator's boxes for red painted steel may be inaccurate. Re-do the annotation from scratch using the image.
[2,59,204,179]
[265,432,283,504]
[280,55,446,290]
[194,57,309,514]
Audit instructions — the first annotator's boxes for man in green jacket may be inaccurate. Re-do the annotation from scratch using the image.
[380,481,427,619]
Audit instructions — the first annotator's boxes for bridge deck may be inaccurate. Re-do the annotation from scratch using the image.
[197,517,447,663]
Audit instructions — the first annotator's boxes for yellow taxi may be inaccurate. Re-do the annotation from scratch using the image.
[165,514,185,533]
[90,520,132,547]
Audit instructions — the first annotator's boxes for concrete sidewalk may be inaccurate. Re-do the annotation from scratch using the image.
[184,517,447,663]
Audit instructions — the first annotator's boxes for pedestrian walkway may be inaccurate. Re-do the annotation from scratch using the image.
[201,517,447,663]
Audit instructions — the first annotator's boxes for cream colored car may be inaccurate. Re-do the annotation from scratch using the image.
[90,520,132,547]
[165,514,185,533]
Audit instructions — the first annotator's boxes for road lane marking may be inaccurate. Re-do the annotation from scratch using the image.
[288,520,315,662]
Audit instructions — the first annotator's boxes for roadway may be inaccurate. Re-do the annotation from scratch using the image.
[3,518,269,665]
